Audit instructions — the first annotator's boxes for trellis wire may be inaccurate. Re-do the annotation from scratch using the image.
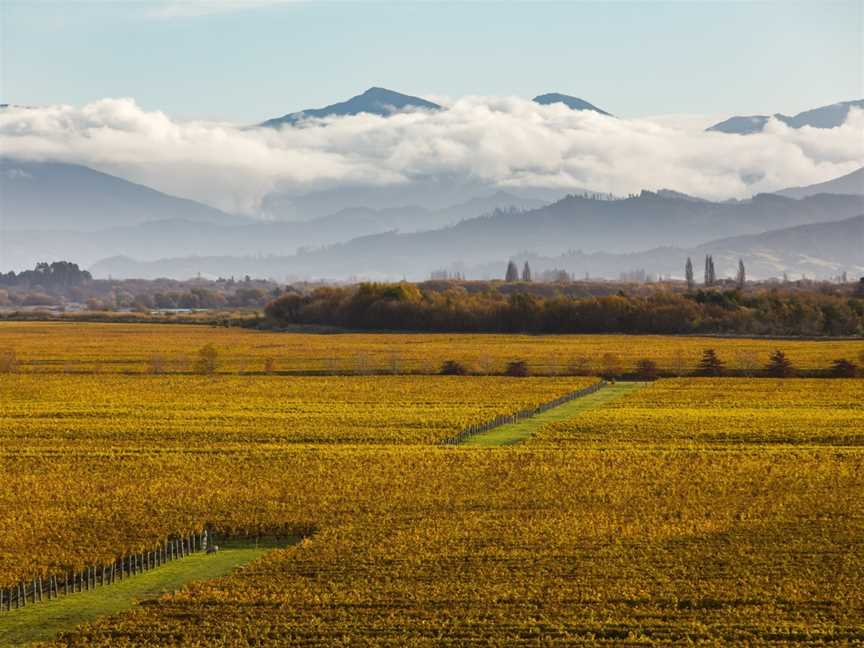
[440,380,607,445]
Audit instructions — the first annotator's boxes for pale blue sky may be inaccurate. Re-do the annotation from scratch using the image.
[1,1,862,122]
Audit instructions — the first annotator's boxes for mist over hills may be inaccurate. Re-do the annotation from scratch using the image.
[532,93,612,116]
[475,215,864,281]
[2,191,548,270]
[87,192,864,281]
[3,92,863,284]
[257,87,442,129]
[706,99,864,134]
[774,167,864,199]
[0,159,248,231]
[256,87,613,131]
[261,177,562,221]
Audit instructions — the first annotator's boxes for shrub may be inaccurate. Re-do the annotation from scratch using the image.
[505,360,529,377]
[439,360,468,376]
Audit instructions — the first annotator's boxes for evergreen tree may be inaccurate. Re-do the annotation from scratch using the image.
[765,350,795,377]
[685,257,694,291]
[521,262,532,282]
[505,261,519,282]
[696,348,724,376]
[736,259,746,289]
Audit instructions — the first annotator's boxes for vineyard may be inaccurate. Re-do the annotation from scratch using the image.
[534,378,864,446]
[0,321,862,644]
[0,374,593,449]
[1,321,861,375]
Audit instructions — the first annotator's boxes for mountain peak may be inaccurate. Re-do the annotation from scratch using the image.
[532,93,612,117]
[707,99,864,134]
[258,87,441,128]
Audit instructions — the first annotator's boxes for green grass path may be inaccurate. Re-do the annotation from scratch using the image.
[461,382,645,447]
[0,538,292,647]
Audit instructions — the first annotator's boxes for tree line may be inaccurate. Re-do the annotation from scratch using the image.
[265,282,864,337]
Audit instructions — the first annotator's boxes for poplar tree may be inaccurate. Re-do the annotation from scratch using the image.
[505,261,519,282]
[685,257,694,291]
[704,255,716,287]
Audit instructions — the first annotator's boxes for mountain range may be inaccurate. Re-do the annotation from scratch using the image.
[1,190,547,270]
[87,191,864,281]
[2,91,862,283]
[257,87,442,128]
[0,159,248,230]
[256,87,613,129]
[706,99,864,134]
[774,167,864,199]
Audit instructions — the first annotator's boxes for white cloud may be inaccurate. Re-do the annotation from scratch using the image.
[1,97,862,216]
[147,1,300,18]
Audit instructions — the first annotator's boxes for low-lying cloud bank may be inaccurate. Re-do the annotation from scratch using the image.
[1,97,862,216]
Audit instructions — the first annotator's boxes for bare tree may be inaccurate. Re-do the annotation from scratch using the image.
[685,257,694,291]
[521,262,532,282]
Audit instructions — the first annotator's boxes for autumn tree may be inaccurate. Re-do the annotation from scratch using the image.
[601,353,623,378]
[194,344,219,375]
[0,349,19,373]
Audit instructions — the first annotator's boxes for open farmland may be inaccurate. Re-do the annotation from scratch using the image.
[1,322,863,645]
[0,321,862,375]
[0,374,592,449]
[2,448,862,645]
[534,378,864,447]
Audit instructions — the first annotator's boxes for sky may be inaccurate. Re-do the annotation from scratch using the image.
[1,1,862,123]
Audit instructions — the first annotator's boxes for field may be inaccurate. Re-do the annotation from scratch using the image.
[0,322,862,645]
[0,374,592,449]
[1,321,862,375]
[535,378,864,447]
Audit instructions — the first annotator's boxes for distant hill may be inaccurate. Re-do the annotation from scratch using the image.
[261,177,565,221]
[0,159,248,231]
[2,191,546,271]
[463,214,864,282]
[706,99,864,134]
[774,167,864,199]
[699,214,864,275]
[87,192,864,280]
[532,93,612,116]
[257,87,441,128]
